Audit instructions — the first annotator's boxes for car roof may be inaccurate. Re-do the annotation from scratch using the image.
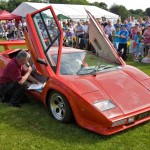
[49,46,86,55]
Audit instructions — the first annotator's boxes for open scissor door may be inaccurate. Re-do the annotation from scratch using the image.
[25,6,64,77]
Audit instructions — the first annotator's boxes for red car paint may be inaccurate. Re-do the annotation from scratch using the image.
[0,6,150,135]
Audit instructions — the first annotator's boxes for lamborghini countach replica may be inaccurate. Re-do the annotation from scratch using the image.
[0,6,150,135]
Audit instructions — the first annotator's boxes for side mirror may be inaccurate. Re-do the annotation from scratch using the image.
[36,58,48,66]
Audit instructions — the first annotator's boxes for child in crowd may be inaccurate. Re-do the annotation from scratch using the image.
[113,25,120,49]
[129,23,141,53]
[63,28,73,47]
[65,28,72,40]
[132,31,144,61]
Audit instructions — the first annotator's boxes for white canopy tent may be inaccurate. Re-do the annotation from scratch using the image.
[12,2,119,21]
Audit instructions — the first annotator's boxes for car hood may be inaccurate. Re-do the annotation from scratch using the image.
[67,70,150,115]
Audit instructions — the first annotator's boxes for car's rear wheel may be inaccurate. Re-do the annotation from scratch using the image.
[48,91,73,123]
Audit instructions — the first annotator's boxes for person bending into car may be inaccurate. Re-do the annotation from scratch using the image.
[0,50,39,107]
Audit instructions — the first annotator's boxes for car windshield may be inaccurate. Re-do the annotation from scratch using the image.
[52,51,119,75]
[31,8,121,75]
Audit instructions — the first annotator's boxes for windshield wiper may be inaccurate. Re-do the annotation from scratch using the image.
[77,67,95,75]
[91,63,104,76]
[91,64,114,76]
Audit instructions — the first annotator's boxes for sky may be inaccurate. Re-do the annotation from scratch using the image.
[88,0,150,11]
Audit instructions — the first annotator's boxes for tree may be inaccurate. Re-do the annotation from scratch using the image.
[33,0,44,2]
[134,9,144,16]
[129,9,145,18]
[91,2,108,10]
[98,2,108,10]
[50,0,89,5]
[5,0,47,12]
[109,4,129,21]
[69,0,89,5]
[145,8,150,16]
[129,9,135,15]
[3,0,89,12]
[0,1,8,10]
[7,0,26,12]
[49,0,67,3]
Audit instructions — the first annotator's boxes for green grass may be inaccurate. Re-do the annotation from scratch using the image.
[0,41,150,150]
[1,100,150,150]
[0,38,26,52]
[126,54,150,76]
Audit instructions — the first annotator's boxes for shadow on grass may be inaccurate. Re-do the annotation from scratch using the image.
[1,97,149,146]
[0,98,119,143]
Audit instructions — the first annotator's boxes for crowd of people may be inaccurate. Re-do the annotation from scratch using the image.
[0,19,26,40]
[61,16,150,62]
[0,15,150,107]
[61,20,90,50]
[102,16,150,61]
[0,15,150,62]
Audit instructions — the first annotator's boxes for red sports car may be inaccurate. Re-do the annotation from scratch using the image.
[0,6,150,135]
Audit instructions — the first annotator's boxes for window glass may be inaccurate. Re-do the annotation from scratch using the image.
[32,9,60,70]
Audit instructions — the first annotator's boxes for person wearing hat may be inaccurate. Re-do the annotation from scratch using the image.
[117,24,129,60]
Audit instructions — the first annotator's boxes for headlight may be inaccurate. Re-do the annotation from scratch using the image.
[93,100,115,111]
[112,119,127,127]
[127,117,135,123]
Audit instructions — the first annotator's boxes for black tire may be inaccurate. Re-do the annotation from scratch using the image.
[48,91,73,123]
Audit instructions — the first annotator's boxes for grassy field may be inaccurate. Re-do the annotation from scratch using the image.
[0,42,150,150]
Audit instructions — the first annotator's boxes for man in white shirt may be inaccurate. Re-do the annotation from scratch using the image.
[104,20,115,42]
[75,21,84,38]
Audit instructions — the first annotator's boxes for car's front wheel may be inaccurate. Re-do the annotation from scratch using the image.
[48,91,73,123]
